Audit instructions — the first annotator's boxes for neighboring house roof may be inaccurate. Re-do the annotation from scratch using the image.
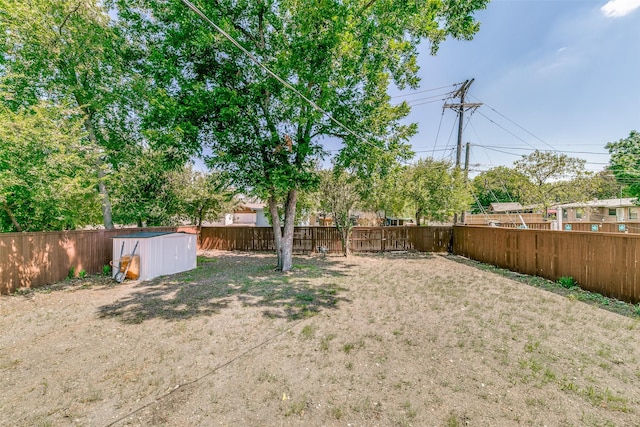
[235,202,266,212]
[241,202,266,210]
[489,202,523,213]
[554,198,638,209]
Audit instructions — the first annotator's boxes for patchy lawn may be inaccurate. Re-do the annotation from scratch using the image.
[1,251,639,426]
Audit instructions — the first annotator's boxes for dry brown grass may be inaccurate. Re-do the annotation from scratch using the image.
[1,250,639,426]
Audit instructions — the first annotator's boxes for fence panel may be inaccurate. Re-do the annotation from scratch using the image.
[453,226,640,303]
[197,226,451,254]
[0,227,188,294]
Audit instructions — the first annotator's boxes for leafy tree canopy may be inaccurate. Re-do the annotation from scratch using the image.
[317,169,361,256]
[0,102,101,231]
[606,130,640,201]
[112,0,488,270]
[471,166,531,213]
[404,158,471,224]
[514,150,589,210]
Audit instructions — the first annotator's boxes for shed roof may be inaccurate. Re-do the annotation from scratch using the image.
[114,231,176,239]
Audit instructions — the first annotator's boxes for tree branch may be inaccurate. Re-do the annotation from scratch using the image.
[59,2,83,37]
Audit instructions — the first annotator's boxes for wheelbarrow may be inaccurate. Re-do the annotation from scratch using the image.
[111,240,140,283]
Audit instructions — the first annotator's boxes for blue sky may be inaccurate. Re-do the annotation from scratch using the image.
[392,0,640,175]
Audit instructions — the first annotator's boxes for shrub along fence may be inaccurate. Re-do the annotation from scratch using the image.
[453,226,640,304]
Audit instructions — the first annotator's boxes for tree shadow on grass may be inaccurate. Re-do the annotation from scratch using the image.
[97,252,350,324]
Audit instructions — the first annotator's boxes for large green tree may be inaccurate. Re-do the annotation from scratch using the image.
[514,150,590,213]
[172,166,237,227]
[114,0,488,270]
[109,149,184,227]
[606,131,640,200]
[471,166,531,213]
[403,158,471,225]
[0,102,101,231]
[358,165,411,225]
[0,0,145,228]
[317,169,361,256]
[591,168,629,200]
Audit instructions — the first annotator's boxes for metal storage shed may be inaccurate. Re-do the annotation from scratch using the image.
[112,232,197,281]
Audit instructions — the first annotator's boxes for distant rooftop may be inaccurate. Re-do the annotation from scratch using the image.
[488,202,523,213]
[554,198,638,209]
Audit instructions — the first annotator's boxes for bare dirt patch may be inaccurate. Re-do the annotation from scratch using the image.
[1,251,639,426]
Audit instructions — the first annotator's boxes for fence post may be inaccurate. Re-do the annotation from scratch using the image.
[311,227,316,253]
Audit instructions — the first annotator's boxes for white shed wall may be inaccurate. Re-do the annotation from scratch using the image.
[255,209,269,227]
[112,233,196,281]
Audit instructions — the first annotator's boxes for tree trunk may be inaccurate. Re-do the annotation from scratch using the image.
[80,113,113,229]
[269,190,297,271]
[97,165,114,229]
[342,227,352,257]
[2,203,22,232]
[268,195,284,270]
[76,95,114,229]
[280,189,298,271]
[197,207,204,227]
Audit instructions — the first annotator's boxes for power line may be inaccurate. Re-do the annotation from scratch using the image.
[393,91,454,105]
[390,83,461,99]
[474,144,609,156]
[431,108,446,157]
[475,145,611,166]
[470,95,559,152]
[407,98,452,107]
[476,110,538,150]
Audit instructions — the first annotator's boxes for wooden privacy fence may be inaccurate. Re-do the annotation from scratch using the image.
[1,226,450,294]
[560,222,640,234]
[453,226,640,304]
[198,226,453,254]
[4,224,639,304]
[0,226,196,294]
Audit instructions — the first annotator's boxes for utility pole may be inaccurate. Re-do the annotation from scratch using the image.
[444,79,481,223]
[461,142,471,224]
[444,79,482,167]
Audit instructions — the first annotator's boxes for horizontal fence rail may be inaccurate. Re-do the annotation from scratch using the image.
[1,226,450,294]
[3,225,639,304]
[198,226,452,254]
[560,222,640,234]
[478,221,638,234]
[453,226,640,304]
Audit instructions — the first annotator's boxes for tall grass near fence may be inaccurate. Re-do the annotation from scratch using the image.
[453,226,640,303]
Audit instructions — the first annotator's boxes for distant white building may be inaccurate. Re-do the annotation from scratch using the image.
[554,198,639,229]
[231,202,269,226]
